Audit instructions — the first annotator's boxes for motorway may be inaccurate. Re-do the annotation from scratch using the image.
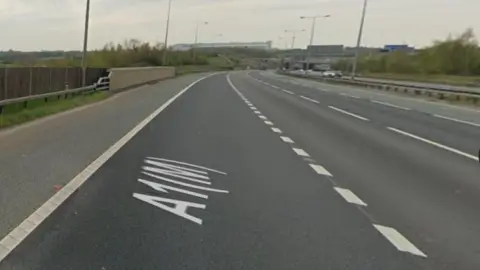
[306,71,480,93]
[0,71,480,269]
[356,76,480,93]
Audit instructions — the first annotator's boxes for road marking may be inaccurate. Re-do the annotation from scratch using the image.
[300,95,319,104]
[259,115,267,120]
[254,111,261,114]
[0,73,217,263]
[280,136,294,143]
[371,100,411,110]
[147,157,227,175]
[329,106,370,121]
[340,93,360,99]
[270,85,280,89]
[264,121,274,125]
[334,188,367,206]
[373,224,427,257]
[251,107,258,110]
[387,127,478,161]
[282,89,294,95]
[292,148,310,157]
[433,114,480,128]
[271,127,282,133]
[309,164,332,176]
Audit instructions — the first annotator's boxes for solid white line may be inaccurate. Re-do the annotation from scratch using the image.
[282,89,294,95]
[292,148,310,157]
[271,127,282,133]
[264,121,274,126]
[300,95,320,104]
[433,114,480,128]
[0,73,217,263]
[258,115,267,120]
[329,106,369,121]
[309,164,332,176]
[373,224,427,257]
[334,187,367,206]
[371,100,411,110]
[387,127,478,161]
[280,136,294,143]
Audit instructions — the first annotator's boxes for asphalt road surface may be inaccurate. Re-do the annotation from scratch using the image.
[1,71,480,269]
[303,70,480,93]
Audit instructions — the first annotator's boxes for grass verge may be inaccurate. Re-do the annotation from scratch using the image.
[361,72,480,87]
[0,91,111,129]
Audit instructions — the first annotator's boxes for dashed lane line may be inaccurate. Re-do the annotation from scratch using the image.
[282,89,294,95]
[271,127,282,133]
[280,136,294,143]
[371,100,411,111]
[340,93,360,99]
[387,127,478,161]
[309,164,333,177]
[299,95,320,104]
[334,187,367,206]
[264,121,274,126]
[373,224,427,257]
[433,114,480,128]
[329,106,370,121]
[258,115,267,120]
[292,148,310,157]
[254,111,261,114]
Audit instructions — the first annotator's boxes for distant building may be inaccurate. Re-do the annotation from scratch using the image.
[171,41,273,51]
[380,44,415,53]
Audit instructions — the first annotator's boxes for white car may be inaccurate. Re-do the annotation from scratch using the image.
[323,70,342,78]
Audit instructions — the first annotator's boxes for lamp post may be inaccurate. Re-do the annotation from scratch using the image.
[351,0,368,79]
[193,21,209,60]
[284,29,305,49]
[162,0,173,65]
[81,0,91,86]
[300,14,331,70]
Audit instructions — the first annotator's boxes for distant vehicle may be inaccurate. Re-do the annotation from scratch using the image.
[323,70,342,78]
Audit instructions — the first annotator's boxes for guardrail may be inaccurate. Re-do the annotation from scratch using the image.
[280,71,480,104]
[0,74,110,115]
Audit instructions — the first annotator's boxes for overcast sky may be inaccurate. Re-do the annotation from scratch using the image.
[0,0,479,51]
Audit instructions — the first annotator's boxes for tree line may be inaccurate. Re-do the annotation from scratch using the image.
[333,28,480,76]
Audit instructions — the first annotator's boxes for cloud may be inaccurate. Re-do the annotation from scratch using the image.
[0,0,478,50]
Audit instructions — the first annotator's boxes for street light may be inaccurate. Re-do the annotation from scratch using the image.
[81,0,91,86]
[351,0,368,79]
[300,14,331,70]
[162,0,173,65]
[277,37,287,49]
[284,29,305,49]
[194,21,209,45]
[300,14,331,46]
[193,21,209,59]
